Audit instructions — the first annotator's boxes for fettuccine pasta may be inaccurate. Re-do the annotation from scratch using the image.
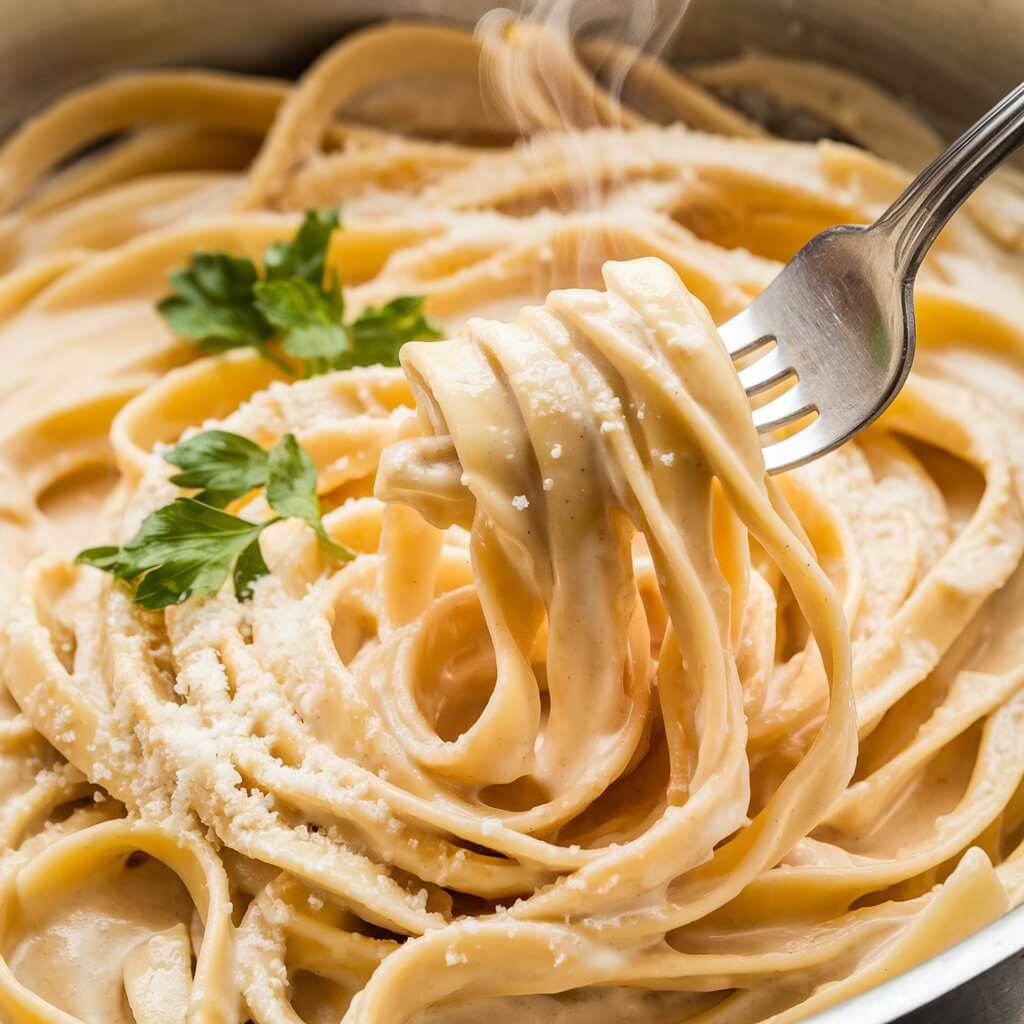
[0,17,1023,1024]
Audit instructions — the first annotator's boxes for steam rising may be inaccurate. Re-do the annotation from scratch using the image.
[477,0,691,137]
[474,0,692,291]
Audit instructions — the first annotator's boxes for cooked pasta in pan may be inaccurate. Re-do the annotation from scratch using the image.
[0,18,1022,1024]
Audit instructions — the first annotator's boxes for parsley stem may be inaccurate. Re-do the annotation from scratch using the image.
[259,346,295,376]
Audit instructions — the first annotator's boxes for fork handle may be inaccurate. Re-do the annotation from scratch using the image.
[874,80,1024,275]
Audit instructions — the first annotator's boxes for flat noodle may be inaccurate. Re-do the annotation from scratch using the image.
[0,18,1021,1024]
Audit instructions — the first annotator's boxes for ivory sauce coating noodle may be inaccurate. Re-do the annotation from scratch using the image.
[0,17,1024,1024]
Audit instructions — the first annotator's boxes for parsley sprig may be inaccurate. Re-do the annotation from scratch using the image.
[77,430,350,609]
[157,208,441,377]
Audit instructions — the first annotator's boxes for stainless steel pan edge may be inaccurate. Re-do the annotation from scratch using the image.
[0,1,1022,1022]
[2,0,1023,138]
[812,901,1024,1024]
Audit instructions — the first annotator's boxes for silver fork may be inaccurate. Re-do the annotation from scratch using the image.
[719,81,1024,474]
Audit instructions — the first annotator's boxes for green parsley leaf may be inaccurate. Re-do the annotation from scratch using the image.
[76,545,138,580]
[344,295,443,368]
[253,278,349,367]
[76,498,267,610]
[157,207,439,378]
[163,430,269,508]
[77,431,354,609]
[264,208,340,289]
[157,253,271,354]
[134,550,237,610]
[233,537,271,601]
[266,433,352,559]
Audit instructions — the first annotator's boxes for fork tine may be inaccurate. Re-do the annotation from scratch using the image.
[752,387,816,433]
[738,350,795,395]
[717,310,774,359]
[761,418,829,474]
